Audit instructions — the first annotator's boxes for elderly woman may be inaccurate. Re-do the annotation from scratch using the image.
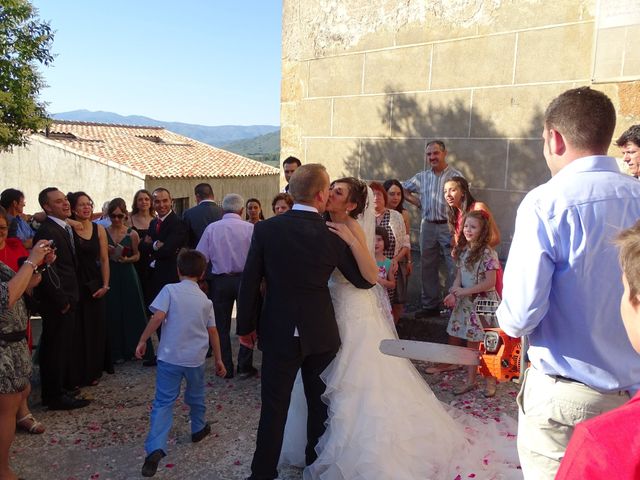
[0,208,45,437]
[0,224,52,480]
[370,181,410,324]
[271,193,293,215]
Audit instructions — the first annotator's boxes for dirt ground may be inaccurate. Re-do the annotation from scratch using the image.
[11,314,520,480]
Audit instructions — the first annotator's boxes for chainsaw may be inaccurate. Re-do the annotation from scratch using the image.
[380,299,525,381]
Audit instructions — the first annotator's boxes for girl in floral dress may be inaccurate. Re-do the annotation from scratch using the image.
[443,210,501,396]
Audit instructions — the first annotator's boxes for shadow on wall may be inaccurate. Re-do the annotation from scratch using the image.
[342,88,549,192]
[340,87,551,305]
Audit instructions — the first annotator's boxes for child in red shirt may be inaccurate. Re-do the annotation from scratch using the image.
[556,221,640,479]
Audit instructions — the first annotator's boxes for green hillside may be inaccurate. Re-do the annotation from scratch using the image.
[222,130,281,167]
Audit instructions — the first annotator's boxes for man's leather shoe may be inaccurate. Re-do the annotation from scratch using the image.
[141,449,165,477]
[47,395,91,411]
[191,422,211,443]
[237,366,259,380]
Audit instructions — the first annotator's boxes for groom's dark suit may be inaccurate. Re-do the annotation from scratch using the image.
[237,209,374,479]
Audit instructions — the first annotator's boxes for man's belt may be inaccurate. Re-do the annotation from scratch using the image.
[425,219,447,224]
[212,272,242,277]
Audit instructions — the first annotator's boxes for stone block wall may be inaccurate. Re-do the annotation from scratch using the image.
[281,0,640,265]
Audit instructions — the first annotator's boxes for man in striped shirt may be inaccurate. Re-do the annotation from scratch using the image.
[403,140,463,314]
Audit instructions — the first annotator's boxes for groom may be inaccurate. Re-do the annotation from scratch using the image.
[237,164,374,479]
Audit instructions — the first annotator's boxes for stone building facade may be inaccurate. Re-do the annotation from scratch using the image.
[0,122,279,217]
[280,0,640,258]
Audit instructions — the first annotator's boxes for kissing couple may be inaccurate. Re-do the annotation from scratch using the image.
[237,164,521,480]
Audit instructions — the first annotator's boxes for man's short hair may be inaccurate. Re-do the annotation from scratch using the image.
[152,187,171,198]
[177,249,207,278]
[194,183,214,199]
[545,87,616,153]
[617,221,640,303]
[282,156,302,168]
[222,193,244,213]
[0,188,24,209]
[38,187,59,208]
[288,164,328,203]
[616,125,640,148]
[426,140,446,152]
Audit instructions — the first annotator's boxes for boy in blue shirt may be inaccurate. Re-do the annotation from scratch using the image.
[135,249,226,477]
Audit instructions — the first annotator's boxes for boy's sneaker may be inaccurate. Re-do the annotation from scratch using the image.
[141,449,165,477]
[191,422,211,443]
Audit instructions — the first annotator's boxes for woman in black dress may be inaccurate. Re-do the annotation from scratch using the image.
[68,192,111,387]
[129,189,155,308]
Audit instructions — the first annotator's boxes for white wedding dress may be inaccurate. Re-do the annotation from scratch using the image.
[279,190,522,479]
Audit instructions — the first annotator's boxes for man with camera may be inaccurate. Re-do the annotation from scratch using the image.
[33,187,90,410]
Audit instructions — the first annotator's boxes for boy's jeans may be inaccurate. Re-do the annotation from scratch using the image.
[145,360,207,454]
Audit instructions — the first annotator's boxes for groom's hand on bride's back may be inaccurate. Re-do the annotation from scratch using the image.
[239,330,257,349]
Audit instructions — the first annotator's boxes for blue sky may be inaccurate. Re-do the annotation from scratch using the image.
[31,1,283,126]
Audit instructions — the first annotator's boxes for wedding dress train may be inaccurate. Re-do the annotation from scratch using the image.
[280,271,521,479]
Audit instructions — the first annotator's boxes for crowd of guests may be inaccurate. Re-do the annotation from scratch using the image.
[0,158,427,476]
[2,94,640,478]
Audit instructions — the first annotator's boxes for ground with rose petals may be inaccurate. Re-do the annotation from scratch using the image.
[12,314,520,479]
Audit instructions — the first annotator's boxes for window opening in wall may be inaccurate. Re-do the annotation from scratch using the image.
[592,0,640,83]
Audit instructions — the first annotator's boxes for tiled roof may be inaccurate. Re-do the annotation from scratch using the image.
[40,121,279,179]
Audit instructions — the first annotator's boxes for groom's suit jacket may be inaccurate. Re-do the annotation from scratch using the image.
[237,209,374,356]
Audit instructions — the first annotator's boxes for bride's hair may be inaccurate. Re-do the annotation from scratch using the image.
[332,177,369,218]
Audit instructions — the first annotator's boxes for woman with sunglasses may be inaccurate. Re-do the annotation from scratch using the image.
[105,198,154,365]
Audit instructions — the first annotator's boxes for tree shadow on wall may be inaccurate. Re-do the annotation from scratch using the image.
[341,87,549,194]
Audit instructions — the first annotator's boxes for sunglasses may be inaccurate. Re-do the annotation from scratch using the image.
[109,214,126,219]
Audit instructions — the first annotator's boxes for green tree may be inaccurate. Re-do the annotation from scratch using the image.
[0,0,53,150]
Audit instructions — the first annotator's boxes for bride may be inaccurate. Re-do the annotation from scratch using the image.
[279,177,521,479]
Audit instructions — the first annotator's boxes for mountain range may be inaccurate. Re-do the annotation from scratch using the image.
[51,110,280,149]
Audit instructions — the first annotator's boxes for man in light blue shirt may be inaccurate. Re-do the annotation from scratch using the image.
[497,87,640,479]
[403,140,463,313]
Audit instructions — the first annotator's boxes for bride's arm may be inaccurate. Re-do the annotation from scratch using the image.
[327,218,378,284]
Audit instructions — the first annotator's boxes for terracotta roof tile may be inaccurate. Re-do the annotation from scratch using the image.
[41,121,279,179]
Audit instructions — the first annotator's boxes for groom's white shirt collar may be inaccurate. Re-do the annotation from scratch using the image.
[292,203,318,213]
